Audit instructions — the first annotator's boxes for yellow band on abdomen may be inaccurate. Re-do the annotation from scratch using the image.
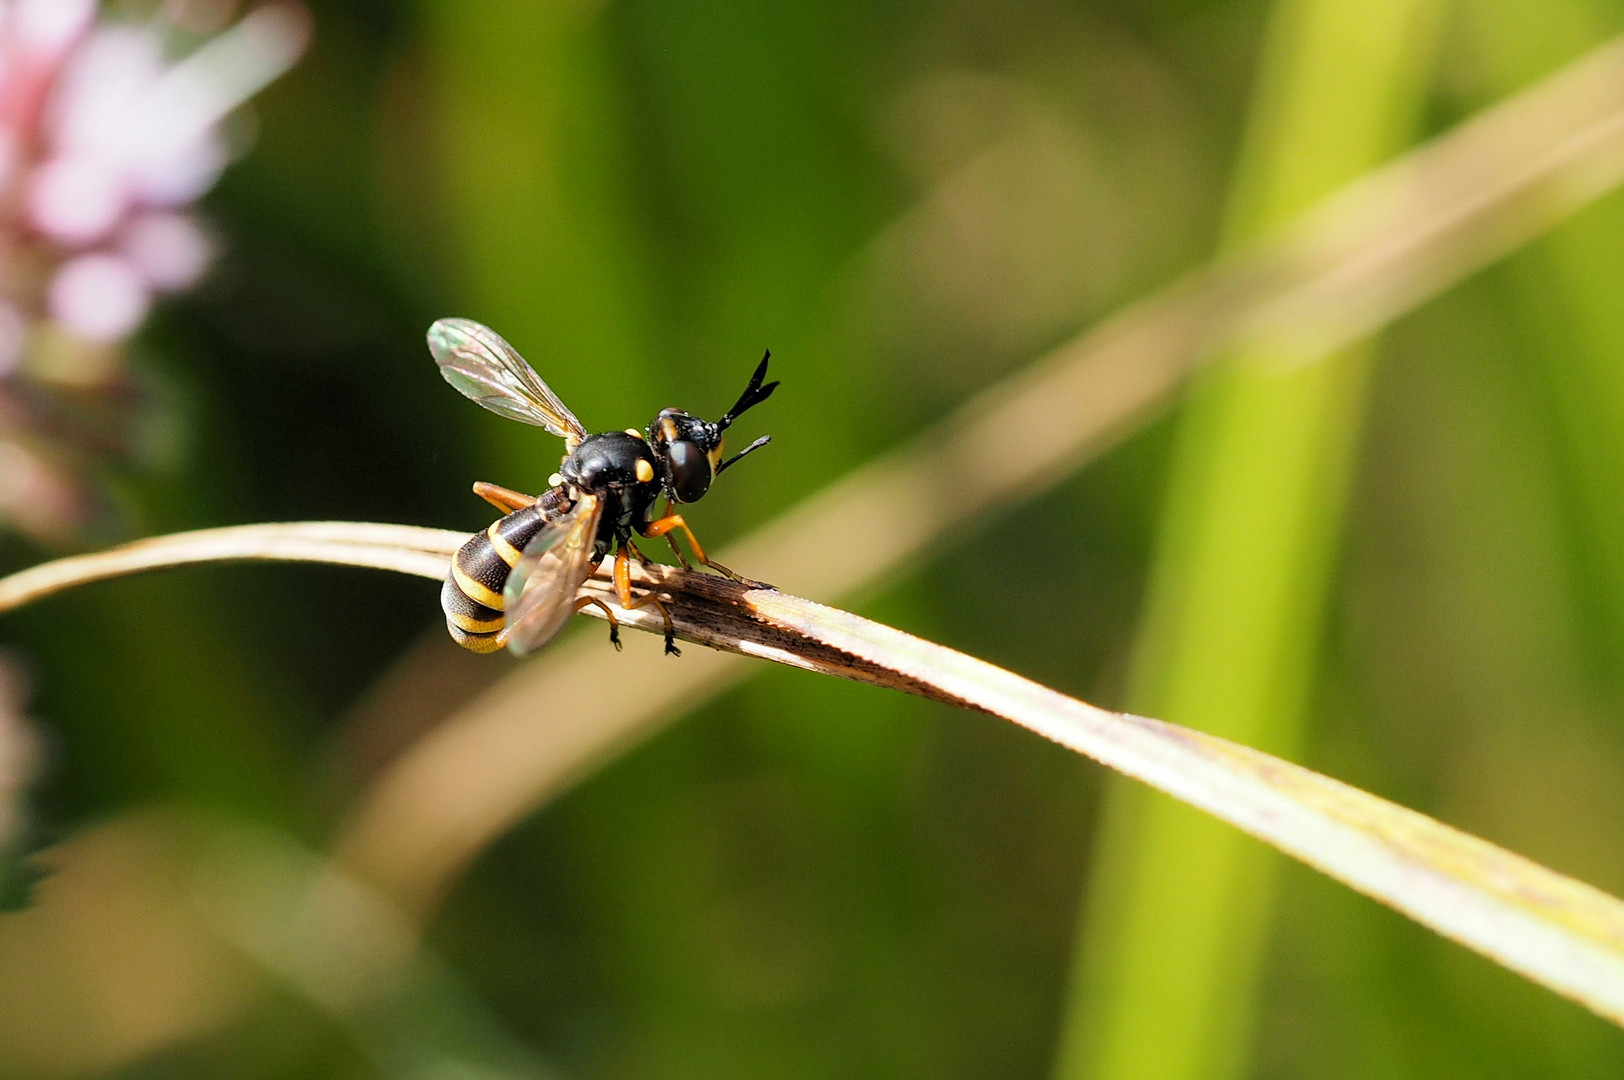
[448,609,505,633]
[453,560,505,610]
[487,520,523,567]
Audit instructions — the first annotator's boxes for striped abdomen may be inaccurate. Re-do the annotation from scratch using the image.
[442,489,571,653]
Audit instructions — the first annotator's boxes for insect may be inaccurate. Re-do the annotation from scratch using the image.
[430,318,778,657]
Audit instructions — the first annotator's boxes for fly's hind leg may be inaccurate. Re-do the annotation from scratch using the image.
[613,544,680,655]
[473,481,536,513]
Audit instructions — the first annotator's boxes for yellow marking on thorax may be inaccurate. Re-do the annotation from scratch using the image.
[487,520,523,567]
[625,427,645,439]
[635,459,655,483]
[452,562,505,610]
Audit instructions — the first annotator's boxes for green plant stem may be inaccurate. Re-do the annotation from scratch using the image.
[1466,1,1624,695]
[1053,1,1443,1078]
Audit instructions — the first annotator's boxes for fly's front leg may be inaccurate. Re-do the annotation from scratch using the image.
[650,501,695,570]
[641,512,749,583]
[613,544,680,655]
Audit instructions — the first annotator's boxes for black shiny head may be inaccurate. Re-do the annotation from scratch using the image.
[649,351,778,504]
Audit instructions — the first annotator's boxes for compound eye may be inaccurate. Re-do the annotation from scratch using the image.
[666,439,712,502]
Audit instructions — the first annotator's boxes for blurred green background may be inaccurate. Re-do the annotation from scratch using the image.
[6,0,1624,1077]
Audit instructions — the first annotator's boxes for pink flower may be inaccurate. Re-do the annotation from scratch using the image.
[122,211,213,293]
[49,252,149,342]
[23,5,310,306]
[0,2,308,545]
[0,1,308,344]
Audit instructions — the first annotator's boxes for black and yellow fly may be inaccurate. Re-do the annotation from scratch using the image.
[431,318,777,656]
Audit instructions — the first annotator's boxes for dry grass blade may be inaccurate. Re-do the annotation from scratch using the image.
[335,31,1624,915]
[1233,33,1624,358]
[730,588,1624,1028]
[491,563,1624,1026]
[6,537,1624,1024]
[0,523,464,613]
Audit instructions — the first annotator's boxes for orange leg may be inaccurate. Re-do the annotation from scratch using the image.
[573,595,622,651]
[641,511,746,581]
[647,501,695,570]
[473,481,536,514]
[613,544,679,655]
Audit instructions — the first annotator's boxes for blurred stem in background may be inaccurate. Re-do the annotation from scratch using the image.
[1465,0,1624,697]
[1051,0,1442,1078]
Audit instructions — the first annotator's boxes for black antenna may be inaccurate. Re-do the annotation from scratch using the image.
[716,435,772,475]
[717,350,778,431]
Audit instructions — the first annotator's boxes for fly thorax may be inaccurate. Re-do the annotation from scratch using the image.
[561,431,657,494]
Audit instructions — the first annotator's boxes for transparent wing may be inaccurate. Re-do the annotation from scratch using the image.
[427,318,587,443]
[502,494,602,656]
